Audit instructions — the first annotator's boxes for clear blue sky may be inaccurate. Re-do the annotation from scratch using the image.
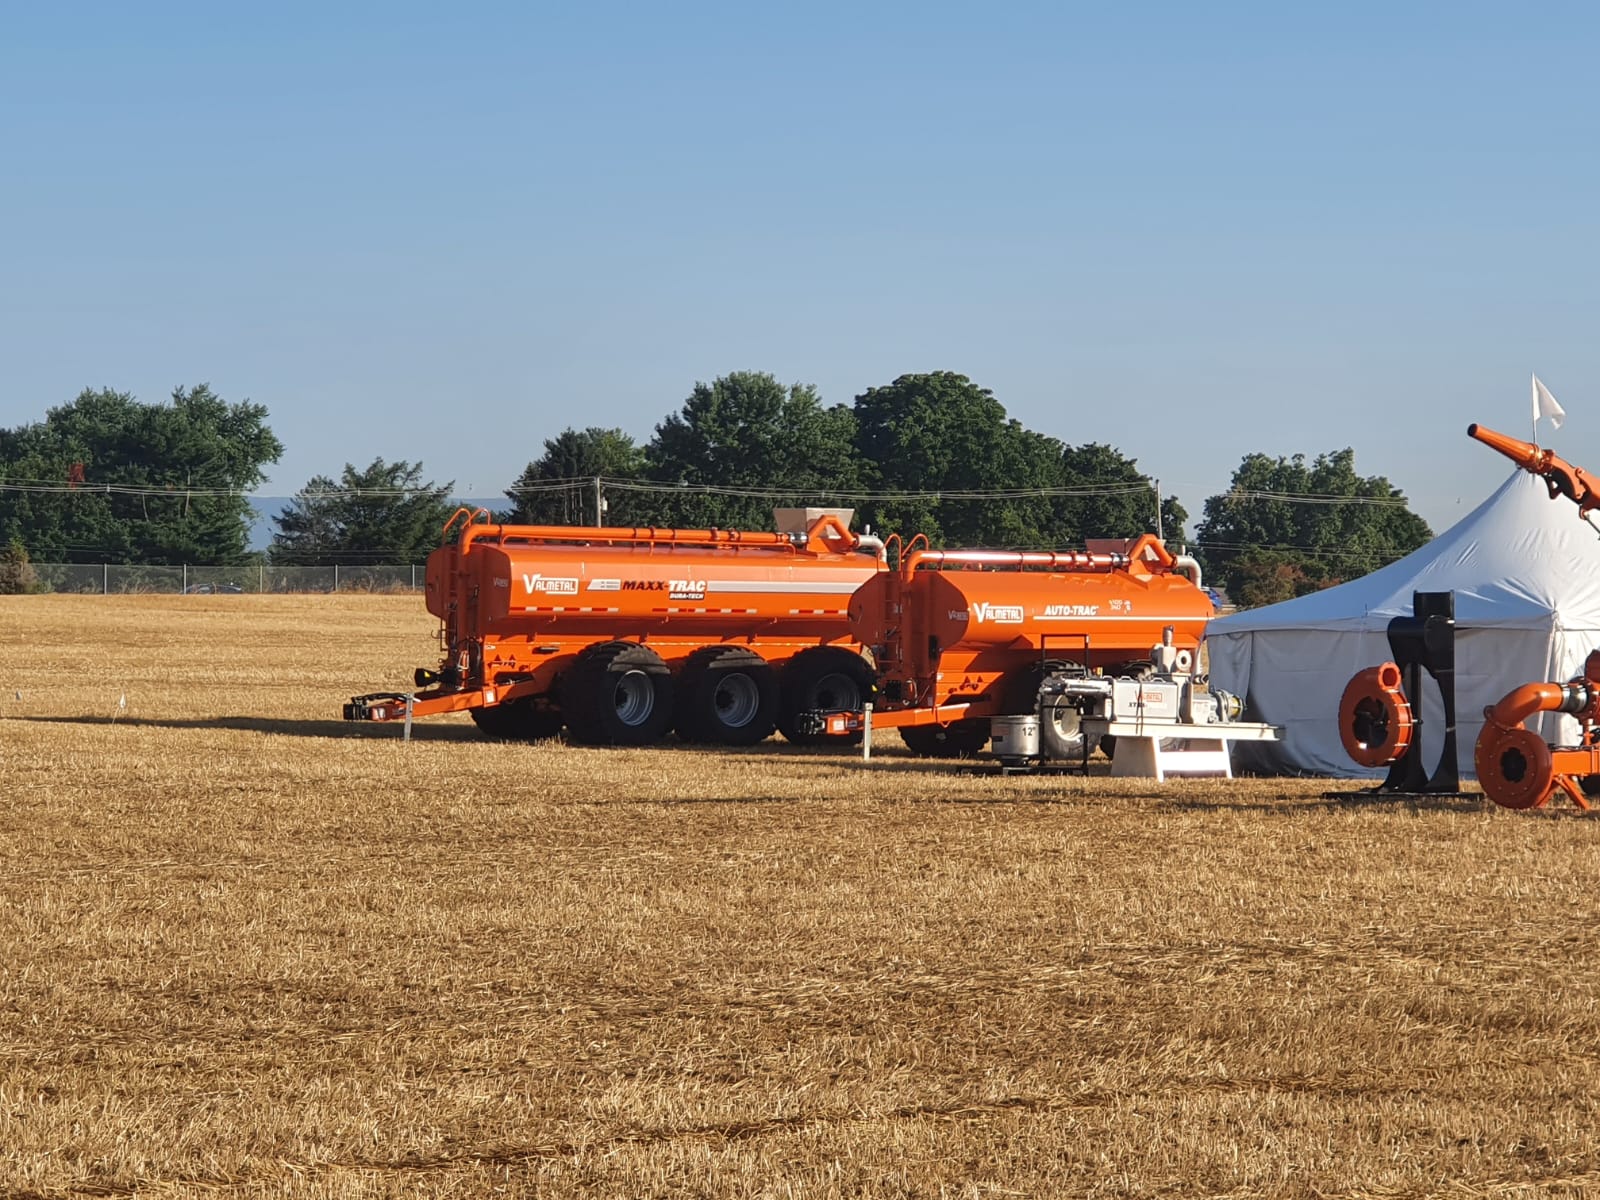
[3,1,1596,537]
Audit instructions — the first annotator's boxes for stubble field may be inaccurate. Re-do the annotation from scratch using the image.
[1,594,1598,1198]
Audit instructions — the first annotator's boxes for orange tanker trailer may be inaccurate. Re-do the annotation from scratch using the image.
[830,532,1215,756]
[345,508,885,746]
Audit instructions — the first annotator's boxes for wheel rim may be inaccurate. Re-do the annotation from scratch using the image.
[810,671,861,712]
[611,669,656,726]
[1046,700,1081,741]
[713,672,762,728]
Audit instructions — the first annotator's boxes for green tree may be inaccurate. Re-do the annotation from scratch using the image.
[1055,442,1187,547]
[853,372,1020,545]
[0,538,39,594]
[0,384,281,564]
[1196,448,1432,602]
[503,427,648,526]
[642,372,861,530]
[1226,550,1320,609]
[271,459,455,564]
[851,372,1179,548]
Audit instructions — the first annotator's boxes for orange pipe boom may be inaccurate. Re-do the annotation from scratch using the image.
[1468,423,1600,521]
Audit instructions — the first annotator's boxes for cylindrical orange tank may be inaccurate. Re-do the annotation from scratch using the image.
[451,541,875,634]
[850,534,1213,712]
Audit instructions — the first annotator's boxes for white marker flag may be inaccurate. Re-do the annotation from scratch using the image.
[1533,373,1566,431]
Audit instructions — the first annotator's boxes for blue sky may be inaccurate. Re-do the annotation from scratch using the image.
[3,1,1596,536]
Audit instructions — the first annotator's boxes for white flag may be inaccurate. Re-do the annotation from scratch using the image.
[1533,373,1566,430]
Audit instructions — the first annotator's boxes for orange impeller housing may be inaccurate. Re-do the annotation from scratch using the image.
[1338,662,1415,767]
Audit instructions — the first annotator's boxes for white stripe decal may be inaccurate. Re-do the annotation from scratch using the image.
[706,580,865,595]
[1033,614,1207,621]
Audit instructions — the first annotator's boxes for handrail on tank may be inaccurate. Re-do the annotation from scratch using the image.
[1469,423,1600,526]
[441,507,490,541]
[898,532,1175,581]
[452,515,863,559]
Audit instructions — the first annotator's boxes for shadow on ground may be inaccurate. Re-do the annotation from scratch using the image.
[12,714,485,742]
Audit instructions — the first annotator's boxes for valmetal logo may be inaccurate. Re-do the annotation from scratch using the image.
[971,602,1024,624]
[522,573,578,595]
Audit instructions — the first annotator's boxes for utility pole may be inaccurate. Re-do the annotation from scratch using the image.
[594,476,604,527]
[1155,479,1164,542]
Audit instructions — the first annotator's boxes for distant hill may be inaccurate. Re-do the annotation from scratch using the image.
[247,498,506,553]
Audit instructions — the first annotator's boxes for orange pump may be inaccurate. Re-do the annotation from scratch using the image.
[838,533,1214,754]
[345,508,885,746]
[1338,662,1415,767]
[1474,651,1600,810]
[1468,423,1600,808]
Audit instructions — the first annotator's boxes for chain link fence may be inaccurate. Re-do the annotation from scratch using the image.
[29,564,425,594]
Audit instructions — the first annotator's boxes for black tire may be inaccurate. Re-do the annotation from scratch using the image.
[1015,660,1087,761]
[674,647,778,746]
[901,719,991,758]
[1110,660,1155,681]
[777,646,875,745]
[469,697,564,741]
[562,641,674,746]
[1040,691,1087,760]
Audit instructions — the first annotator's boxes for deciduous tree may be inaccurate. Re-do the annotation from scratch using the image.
[0,385,281,564]
[1196,448,1431,602]
[642,372,861,530]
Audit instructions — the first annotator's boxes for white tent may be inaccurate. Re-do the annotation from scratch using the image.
[1206,470,1600,777]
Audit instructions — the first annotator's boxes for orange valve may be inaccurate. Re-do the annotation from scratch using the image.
[1338,662,1414,767]
[1474,724,1555,810]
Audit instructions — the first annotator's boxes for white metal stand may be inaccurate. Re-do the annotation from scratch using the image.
[1084,719,1280,782]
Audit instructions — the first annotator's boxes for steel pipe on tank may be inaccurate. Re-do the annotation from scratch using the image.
[1172,554,1203,592]
[900,548,1129,581]
[454,523,826,559]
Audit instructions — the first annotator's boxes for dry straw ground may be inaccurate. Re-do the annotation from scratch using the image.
[1,595,1598,1198]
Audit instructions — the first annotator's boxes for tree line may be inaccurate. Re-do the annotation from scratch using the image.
[0,374,1433,607]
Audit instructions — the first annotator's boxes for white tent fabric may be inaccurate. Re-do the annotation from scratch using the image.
[1206,470,1600,777]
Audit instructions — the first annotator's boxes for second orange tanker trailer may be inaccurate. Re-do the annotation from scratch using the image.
[345,508,886,746]
[819,532,1221,756]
